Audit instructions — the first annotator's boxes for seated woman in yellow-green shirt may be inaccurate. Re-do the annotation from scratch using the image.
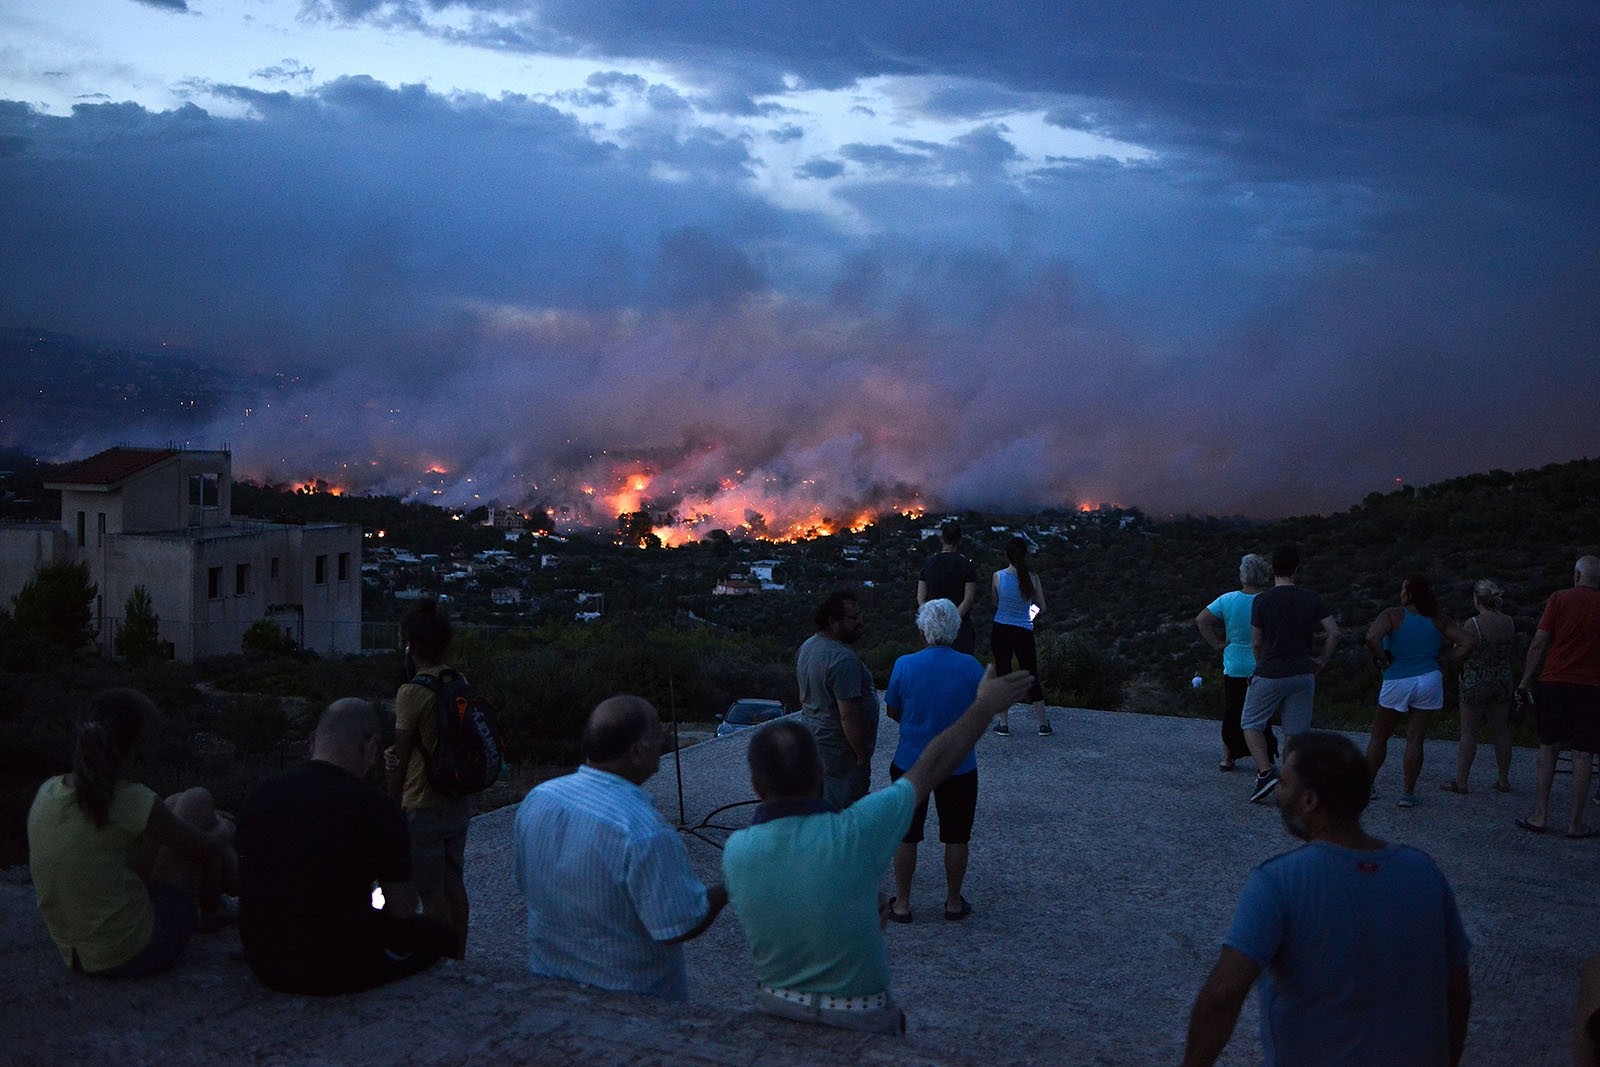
[27,688,239,977]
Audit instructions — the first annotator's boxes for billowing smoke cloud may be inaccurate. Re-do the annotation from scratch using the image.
[2,6,1596,526]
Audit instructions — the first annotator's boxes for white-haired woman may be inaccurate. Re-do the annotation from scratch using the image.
[1196,553,1277,771]
[883,598,986,922]
[1443,579,1516,794]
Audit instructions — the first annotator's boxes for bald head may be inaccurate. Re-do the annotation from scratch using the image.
[747,720,824,802]
[311,698,382,775]
[582,695,660,766]
[1577,555,1600,587]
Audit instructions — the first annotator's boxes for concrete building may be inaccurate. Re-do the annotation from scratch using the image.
[0,447,362,661]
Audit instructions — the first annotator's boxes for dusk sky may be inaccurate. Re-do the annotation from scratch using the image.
[2,1,1596,536]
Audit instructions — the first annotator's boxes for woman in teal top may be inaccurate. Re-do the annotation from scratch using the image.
[1363,575,1475,806]
[1196,553,1275,771]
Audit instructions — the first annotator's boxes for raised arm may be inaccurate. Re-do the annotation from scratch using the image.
[901,666,1032,807]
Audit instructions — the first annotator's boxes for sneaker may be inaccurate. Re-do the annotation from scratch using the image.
[1038,721,1053,736]
[1398,793,1420,808]
[1249,768,1279,803]
[993,722,1010,736]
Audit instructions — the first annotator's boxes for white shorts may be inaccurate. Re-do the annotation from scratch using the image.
[1379,671,1444,712]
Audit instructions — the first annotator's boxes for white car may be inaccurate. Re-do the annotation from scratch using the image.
[715,698,787,738]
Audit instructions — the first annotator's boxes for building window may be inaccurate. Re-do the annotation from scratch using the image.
[270,556,281,580]
[188,473,220,508]
[235,563,251,596]
[76,511,86,547]
[337,552,351,581]
[97,512,106,546]
[314,555,328,585]
[207,567,222,599]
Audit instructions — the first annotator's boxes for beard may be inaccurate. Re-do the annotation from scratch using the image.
[1278,792,1312,841]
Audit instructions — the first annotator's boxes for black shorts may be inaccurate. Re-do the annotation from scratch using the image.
[1534,682,1600,752]
[888,764,978,844]
[990,623,1045,703]
[248,912,455,996]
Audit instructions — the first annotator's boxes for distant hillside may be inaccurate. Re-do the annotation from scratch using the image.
[0,328,312,453]
[1040,457,1600,710]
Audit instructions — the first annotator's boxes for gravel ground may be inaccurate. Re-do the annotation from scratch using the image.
[3,705,1595,1065]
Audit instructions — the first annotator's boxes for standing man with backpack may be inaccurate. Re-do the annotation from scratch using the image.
[389,601,474,958]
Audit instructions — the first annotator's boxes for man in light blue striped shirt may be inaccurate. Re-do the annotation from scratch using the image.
[513,695,727,1000]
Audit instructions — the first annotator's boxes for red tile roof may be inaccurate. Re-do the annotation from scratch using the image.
[45,447,179,487]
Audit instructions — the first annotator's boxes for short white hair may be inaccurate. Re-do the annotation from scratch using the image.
[916,598,961,646]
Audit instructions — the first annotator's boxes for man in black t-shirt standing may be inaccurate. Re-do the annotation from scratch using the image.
[918,521,980,654]
[237,699,455,995]
[1239,545,1340,804]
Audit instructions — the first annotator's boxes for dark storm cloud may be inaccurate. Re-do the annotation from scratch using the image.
[795,158,843,181]
[133,0,191,11]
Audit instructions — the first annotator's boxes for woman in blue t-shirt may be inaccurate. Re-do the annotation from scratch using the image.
[1363,574,1475,807]
[1195,553,1276,771]
[989,536,1051,736]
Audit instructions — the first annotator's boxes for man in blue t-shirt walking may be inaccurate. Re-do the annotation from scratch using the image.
[1183,731,1471,1066]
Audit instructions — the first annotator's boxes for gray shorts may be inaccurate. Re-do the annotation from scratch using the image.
[1240,674,1315,736]
[406,797,471,894]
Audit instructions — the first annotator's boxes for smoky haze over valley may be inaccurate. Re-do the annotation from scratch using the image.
[1,3,1595,526]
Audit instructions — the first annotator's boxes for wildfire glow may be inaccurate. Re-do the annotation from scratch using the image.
[562,461,928,547]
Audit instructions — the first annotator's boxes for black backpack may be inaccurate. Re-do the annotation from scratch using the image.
[406,668,505,797]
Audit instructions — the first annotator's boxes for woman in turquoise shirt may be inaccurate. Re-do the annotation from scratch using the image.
[1195,553,1275,771]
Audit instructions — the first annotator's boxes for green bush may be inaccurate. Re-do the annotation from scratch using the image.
[10,560,95,652]
[242,618,298,656]
[1037,630,1123,710]
[116,586,163,667]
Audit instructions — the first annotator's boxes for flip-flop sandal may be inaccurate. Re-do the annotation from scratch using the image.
[1493,782,1512,794]
[1514,818,1547,834]
[1439,781,1468,794]
[944,897,973,921]
[886,897,913,923]
[1565,828,1600,840]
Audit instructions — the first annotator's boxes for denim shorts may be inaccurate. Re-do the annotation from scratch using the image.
[86,883,197,978]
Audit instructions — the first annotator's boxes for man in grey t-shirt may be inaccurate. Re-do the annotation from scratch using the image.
[797,590,879,808]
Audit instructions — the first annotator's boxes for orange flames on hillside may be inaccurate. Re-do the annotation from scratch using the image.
[582,468,923,546]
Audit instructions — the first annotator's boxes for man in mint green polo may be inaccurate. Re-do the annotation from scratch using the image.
[722,665,1032,1034]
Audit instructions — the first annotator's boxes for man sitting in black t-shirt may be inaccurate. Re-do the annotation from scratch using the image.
[236,698,455,995]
